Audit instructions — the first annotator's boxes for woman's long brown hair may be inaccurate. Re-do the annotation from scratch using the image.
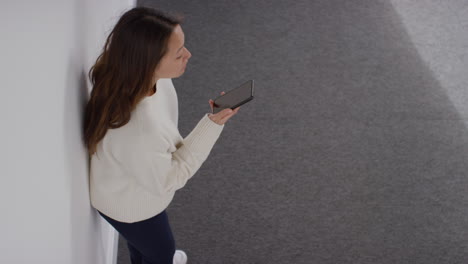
[83,7,183,156]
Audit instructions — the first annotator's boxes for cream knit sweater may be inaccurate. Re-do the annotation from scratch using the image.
[89,78,224,223]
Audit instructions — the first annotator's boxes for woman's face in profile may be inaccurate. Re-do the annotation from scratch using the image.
[154,24,192,80]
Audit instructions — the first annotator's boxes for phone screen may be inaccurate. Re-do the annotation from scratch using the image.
[212,80,254,114]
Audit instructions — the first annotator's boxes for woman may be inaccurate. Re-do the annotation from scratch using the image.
[83,7,240,264]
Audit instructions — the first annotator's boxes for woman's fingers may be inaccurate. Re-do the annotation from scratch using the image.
[208,106,240,125]
[207,92,239,124]
[213,109,233,123]
[219,110,236,123]
[220,107,241,123]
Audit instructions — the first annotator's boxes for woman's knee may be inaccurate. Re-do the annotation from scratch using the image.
[142,243,175,264]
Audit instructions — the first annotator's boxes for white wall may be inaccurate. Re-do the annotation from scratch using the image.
[0,0,135,263]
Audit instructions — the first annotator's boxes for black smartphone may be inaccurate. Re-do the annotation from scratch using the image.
[212,80,255,114]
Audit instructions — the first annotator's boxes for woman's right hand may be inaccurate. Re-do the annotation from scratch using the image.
[208,91,240,125]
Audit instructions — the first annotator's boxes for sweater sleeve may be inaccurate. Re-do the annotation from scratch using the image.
[139,113,225,195]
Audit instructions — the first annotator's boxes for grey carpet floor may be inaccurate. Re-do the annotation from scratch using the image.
[116,1,468,263]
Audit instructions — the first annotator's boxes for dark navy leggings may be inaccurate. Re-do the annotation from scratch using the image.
[98,210,176,264]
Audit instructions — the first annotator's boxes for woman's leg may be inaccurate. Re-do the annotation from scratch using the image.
[127,240,143,264]
[98,210,176,264]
